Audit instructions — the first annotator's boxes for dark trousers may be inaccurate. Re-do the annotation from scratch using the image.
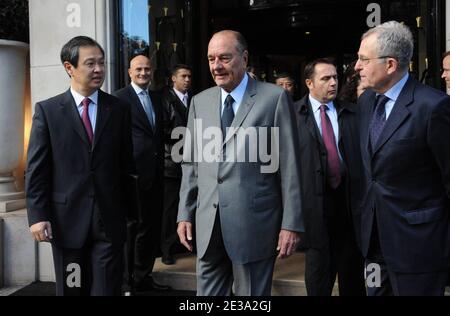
[305,182,366,296]
[133,183,164,283]
[366,221,448,296]
[161,177,182,256]
[52,203,124,296]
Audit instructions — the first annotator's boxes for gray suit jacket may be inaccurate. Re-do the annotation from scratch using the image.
[178,76,303,264]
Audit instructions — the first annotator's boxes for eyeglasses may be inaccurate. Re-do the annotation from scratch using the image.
[357,56,393,65]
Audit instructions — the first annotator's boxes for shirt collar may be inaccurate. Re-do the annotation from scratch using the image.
[308,94,336,113]
[380,73,409,102]
[221,74,249,107]
[173,88,188,102]
[71,88,99,107]
[131,81,148,95]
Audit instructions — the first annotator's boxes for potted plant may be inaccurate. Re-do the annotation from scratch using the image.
[0,0,29,211]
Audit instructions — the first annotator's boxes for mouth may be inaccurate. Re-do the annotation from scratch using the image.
[214,73,228,80]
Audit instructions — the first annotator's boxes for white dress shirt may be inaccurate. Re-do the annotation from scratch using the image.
[71,88,98,132]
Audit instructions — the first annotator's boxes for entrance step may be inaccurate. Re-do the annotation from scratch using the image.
[152,252,338,296]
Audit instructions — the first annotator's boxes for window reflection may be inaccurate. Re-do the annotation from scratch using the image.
[119,0,191,90]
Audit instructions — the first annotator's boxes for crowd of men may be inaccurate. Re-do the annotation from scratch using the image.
[25,20,450,296]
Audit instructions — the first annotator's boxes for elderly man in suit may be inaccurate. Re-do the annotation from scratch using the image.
[355,21,450,296]
[177,30,303,296]
[114,54,170,292]
[294,58,366,296]
[26,36,133,296]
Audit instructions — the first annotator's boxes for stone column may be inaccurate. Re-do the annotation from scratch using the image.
[0,40,28,213]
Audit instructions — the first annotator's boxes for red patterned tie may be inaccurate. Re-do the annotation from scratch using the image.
[81,98,94,145]
[320,104,341,189]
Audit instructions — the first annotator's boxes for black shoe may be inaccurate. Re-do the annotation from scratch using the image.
[135,276,172,292]
[162,254,175,265]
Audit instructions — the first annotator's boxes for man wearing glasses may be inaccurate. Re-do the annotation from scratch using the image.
[355,21,450,296]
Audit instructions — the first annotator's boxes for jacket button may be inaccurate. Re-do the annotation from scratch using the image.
[218,179,223,184]
[213,203,218,209]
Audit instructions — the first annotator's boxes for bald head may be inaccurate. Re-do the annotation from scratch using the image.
[128,55,152,89]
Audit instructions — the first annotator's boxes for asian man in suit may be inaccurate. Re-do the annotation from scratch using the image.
[26,36,133,296]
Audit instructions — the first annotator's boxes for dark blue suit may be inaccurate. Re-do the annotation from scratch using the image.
[359,76,450,295]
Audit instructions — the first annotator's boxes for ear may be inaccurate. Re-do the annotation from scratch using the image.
[128,68,133,79]
[63,61,74,77]
[386,58,399,75]
[171,75,177,83]
[305,78,313,90]
[243,50,249,66]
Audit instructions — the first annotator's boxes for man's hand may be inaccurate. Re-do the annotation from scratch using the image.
[177,221,193,252]
[277,229,300,259]
[30,221,53,242]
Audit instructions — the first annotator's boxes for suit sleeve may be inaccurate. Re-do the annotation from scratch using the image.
[25,103,52,226]
[275,90,304,232]
[427,95,450,198]
[177,96,198,223]
[121,102,135,175]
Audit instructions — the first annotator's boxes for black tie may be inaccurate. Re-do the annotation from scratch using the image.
[221,95,235,140]
[369,94,390,152]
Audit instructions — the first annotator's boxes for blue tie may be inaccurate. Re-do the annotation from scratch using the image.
[221,95,235,140]
[370,94,390,152]
[141,90,155,130]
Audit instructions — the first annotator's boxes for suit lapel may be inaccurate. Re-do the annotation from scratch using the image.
[92,90,112,150]
[170,89,188,118]
[360,91,375,159]
[60,89,91,148]
[372,78,414,155]
[128,85,153,136]
[212,87,222,134]
[149,91,162,134]
[298,96,324,149]
[223,78,256,145]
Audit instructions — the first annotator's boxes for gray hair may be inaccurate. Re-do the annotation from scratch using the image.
[362,21,413,71]
[212,30,248,55]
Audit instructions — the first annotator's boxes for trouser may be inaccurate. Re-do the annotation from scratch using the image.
[196,212,276,296]
[305,181,366,296]
[161,177,183,256]
[366,220,448,296]
[134,184,164,282]
[52,203,123,296]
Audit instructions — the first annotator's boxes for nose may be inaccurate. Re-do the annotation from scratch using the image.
[211,57,223,69]
[93,62,104,73]
[442,71,446,79]
[354,59,362,72]
[330,77,337,86]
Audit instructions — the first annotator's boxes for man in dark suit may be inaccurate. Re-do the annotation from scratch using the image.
[26,36,133,296]
[294,58,366,296]
[114,55,170,292]
[160,64,192,265]
[355,21,450,296]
